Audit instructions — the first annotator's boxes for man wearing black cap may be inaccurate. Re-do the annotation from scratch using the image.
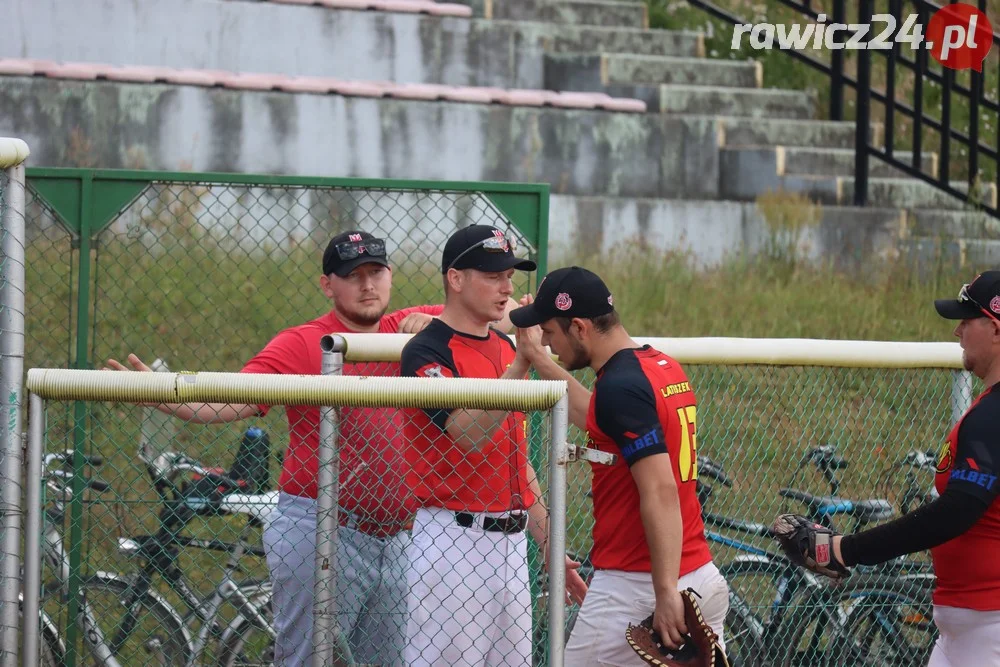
[784,271,1000,667]
[107,230,446,667]
[508,266,729,666]
[400,226,588,666]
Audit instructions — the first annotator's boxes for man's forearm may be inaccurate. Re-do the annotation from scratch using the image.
[525,462,548,546]
[530,355,591,430]
[640,483,683,594]
[446,358,529,450]
[158,402,257,424]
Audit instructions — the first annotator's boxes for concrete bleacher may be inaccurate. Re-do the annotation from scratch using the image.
[1,0,994,267]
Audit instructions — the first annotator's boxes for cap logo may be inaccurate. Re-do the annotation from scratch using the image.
[555,293,572,311]
[349,233,363,242]
[990,296,1000,314]
[608,294,614,306]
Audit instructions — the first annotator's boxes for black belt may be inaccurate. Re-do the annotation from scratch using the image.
[455,512,527,534]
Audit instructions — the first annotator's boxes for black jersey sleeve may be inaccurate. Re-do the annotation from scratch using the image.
[947,397,1000,506]
[593,372,668,466]
[400,334,458,431]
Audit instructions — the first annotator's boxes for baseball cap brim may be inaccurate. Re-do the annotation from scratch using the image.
[509,303,546,328]
[331,254,390,278]
[934,298,984,320]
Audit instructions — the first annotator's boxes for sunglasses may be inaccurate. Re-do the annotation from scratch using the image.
[446,233,519,273]
[334,238,387,261]
[958,283,1000,324]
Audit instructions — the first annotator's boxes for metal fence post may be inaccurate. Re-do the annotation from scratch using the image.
[21,394,43,667]
[853,0,873,207]
[950,370,974,424]
[547,393,569,667]
[315,334,350,667]
[0,140,29,667]
[829,0,845,121]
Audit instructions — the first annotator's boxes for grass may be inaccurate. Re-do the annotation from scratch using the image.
[647,0,1000,189]
[22,210,986,657]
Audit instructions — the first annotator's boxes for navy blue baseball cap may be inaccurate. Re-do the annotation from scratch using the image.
[509,266,614,328]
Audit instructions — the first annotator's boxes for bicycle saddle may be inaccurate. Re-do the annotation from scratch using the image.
[778,488,894,523]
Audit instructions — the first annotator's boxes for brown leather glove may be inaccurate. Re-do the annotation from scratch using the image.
[625,588,730,667]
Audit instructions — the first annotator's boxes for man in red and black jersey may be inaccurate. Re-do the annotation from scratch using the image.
[819,271,1000,666]
[510,266,729,666]
[107,231,448,667]
[400,226,588,667]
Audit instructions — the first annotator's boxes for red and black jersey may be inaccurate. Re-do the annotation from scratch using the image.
[400,319,535,513]
[586,346,712,574]
[932,382,1000,610]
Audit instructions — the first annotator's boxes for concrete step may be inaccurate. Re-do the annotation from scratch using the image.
[900,236,1000,271]
[514,21,704,59]
[721,155,997,209]
[905,208,1000,239]
[544,53,761,91]
[719,117,885,150]
[657,85,815,119]
[783,147,938,178]
[608,54,761,87]
[721,146,938,179]
[487,0,648,29]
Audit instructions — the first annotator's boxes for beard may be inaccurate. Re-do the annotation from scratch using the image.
[338,300,388,328]
[559,336,591,372]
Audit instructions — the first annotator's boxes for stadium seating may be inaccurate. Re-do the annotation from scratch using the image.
[0,58,646,113]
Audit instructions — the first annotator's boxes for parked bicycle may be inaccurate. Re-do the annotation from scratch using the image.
[33,432,278,666]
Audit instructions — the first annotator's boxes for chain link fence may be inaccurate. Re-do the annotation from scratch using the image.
[19,171,550,666]
[14,168,979,666]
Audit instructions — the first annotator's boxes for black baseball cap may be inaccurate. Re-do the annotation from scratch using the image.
[322,230,390,277]
[509,266,614,328]
[935,270,1000,320]
[441,225,537,274]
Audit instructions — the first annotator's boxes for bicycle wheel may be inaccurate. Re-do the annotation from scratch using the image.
[77,573,191,666]
[216,581,274,667]
[724,592,767,667]
[19,608,63,667]
[777,575,936,667]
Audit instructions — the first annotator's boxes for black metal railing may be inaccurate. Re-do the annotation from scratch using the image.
[686,0,1000,218]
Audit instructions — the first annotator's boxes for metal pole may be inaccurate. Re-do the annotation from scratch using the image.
[950,370,974,425]
[21,394,43,667]
[0,162,26,667]
[314,334,348,667]
[853,0,873,207]
[547,394,569,667]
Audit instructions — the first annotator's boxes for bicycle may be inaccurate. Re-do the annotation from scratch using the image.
[705,446,937,667]
[35,440,279,666]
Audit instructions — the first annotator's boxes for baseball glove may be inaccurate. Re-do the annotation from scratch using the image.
[625,588,730,667]
[771,513,850,581]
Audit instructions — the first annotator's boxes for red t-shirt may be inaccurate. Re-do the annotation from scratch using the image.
[241,305,443,529]
[399,319,535,512]
[932,383,1000,610]
[585,346,712,574]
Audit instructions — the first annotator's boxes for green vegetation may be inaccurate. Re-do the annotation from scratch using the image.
[647,0,1000,187]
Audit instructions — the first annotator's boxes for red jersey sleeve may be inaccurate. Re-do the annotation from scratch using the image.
[240,328,311,415]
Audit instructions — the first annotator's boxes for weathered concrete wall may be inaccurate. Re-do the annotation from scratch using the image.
[1,0,699,88]
[0,76,721,200]
[548,196,906,270]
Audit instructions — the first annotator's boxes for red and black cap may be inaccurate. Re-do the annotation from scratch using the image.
[935,271,1000,320]
[509,266,614,328]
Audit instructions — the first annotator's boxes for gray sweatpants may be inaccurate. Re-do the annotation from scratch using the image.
[262,492,410,667]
